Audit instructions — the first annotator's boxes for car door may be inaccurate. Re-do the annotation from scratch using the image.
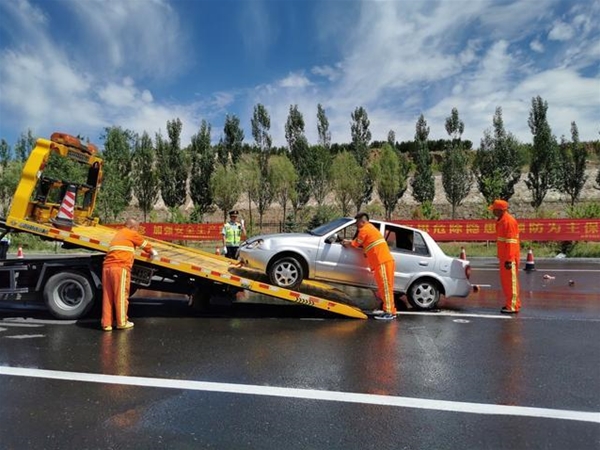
[383,223,433,293]
[314,222,374,286]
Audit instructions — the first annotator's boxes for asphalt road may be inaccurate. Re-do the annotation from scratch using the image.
[0,259,599,449]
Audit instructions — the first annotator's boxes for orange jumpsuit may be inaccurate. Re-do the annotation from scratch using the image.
[101,228,153,328]
[495,211,521,311]
[351,222,396,315]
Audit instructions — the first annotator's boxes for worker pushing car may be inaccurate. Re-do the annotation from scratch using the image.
[342,212,397,320]
[101,218,158,331]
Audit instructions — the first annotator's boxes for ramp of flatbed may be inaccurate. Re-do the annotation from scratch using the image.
[6,218,366,319]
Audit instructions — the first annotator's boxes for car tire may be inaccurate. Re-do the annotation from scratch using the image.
[407,279,440,311]
[43,271,95,319]
[268,256,304,290]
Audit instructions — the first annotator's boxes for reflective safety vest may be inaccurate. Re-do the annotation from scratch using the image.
[495,212,520,262]
[104,228,154,269]
[350,222,394,269]
[223,222,243,246]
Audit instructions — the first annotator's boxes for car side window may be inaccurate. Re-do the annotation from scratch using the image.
[384,225,430,256]
[340,224,359,240]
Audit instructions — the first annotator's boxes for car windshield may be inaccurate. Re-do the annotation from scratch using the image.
[309,218,353,236]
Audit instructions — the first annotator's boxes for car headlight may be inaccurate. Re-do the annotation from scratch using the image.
[244,238,264,249]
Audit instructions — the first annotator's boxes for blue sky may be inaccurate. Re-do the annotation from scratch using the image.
[0,0,598,150]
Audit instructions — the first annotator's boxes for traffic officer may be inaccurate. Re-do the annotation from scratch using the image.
[0,234,10,259]
[222,210,246,260]
[101,218,157,331]
[342,212,397,320]
[489,199,521,314]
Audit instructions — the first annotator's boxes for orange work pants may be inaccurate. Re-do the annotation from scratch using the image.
[373,260,396,314]
[500,260,521,311]
[102,266,131,328]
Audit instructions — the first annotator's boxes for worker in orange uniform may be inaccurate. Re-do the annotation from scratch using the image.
[342,212,397,320]
[489,199,521,314]
[101,218,158,331]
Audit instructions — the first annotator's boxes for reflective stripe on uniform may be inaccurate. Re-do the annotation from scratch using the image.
[364,238,386,253]
[510,263,518,310]
[498,237,519,243]
[119,268,128,325]
[108,245,135,253]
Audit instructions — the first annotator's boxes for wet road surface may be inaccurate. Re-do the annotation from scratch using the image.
[0,259,599,449]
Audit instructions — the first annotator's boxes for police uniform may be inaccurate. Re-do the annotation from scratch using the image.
[222,210,245,260]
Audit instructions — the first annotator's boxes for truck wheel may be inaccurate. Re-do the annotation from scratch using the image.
[268,256,304,290]
[407,278,440,311]
[43,271,95,319]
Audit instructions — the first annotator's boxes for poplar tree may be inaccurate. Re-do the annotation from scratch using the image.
[223,114,244,165]
[350,106,374,210]
[211,164,241,221]
[387,130,396,147]
[331,152,362,216]
[411,114,435,204]
[270,154,297,223]
[525,96,559,209]
[97,126,134,222]
[189,120,215,221]
[317,103,331,149]
[251,103,274,230]
[14,129,35,162]
[287,105,311,213]
[473,107,522,204]
[132,131,159,222]
[373,143,410,220]
[442,108,472,219]
[557,122,587,206]
[0,139,9,168]
[157,118,187,211]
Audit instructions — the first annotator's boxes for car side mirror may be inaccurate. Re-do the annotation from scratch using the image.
[325,233,339,244]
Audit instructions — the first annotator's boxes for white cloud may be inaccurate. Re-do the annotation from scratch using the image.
[548,21,575,41]
[278,72,312,89]
[530,39,544,53]
[311,65,342,81]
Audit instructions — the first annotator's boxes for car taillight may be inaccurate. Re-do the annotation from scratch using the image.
[465,265,471,280]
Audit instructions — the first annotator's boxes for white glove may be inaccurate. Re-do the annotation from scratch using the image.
[222,246,228,255]
[150,249,158,259]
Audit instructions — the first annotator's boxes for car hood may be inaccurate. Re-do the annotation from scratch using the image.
[248,232,311,242]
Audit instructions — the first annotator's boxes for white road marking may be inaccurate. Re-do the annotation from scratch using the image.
[398,311,510,319]
[473,268,600,273]
[0,366,597,424]
[4,334,45,339]
[0,322,44,328]
[0,327,6,332]
[453,319,471,323]
[1,318,75,325]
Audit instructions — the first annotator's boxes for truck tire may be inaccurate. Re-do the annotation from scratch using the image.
[43,271,95,319]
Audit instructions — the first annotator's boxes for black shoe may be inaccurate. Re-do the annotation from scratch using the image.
[501,307,519,314]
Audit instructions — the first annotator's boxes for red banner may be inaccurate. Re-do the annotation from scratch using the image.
[107,219,600,242]
[395,219,600,242]
[133,223,222,241]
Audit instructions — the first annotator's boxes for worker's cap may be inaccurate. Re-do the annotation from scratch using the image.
[229,210,239,216]
[487,199,509,211]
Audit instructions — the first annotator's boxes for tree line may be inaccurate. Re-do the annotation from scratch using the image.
[0,95,599,227]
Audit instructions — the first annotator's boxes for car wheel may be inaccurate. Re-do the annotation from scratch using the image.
[268,256,304,290]
[407,279,440,310]
[43,271,95,319]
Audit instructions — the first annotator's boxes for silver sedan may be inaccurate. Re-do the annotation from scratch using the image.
[238,218,472,310]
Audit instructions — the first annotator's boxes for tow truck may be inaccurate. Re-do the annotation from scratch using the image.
[0,133,367,320]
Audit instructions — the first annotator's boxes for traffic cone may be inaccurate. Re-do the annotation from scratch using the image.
[524,247,535,272]
[215,246,221,255]
[17,246,24,258]
[459,246,467,260]
[52,184,77,231]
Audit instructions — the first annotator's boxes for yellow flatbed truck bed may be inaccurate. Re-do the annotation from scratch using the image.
[2,134,366,319]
